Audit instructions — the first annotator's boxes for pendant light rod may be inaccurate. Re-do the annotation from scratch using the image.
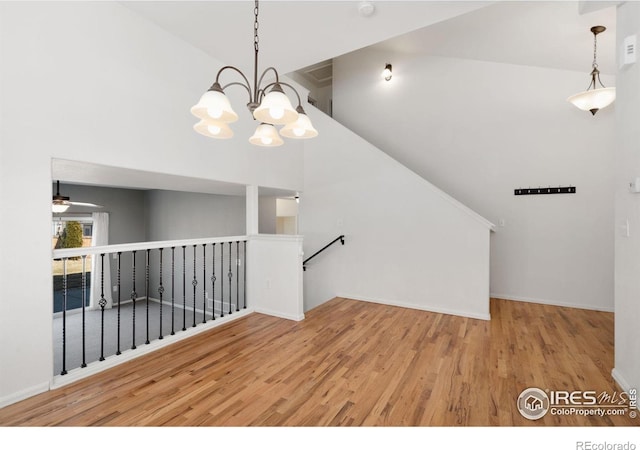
[585,25,607,91]
[567,24,615,116]
[191,0,318,144]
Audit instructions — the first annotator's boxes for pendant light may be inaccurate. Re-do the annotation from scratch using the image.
[191,0,318,145]
[567,26,616,116]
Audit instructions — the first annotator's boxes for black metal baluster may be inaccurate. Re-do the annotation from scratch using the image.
[61,258,67,375]
[182,246,186,331]
[81,255,87,368]
[228,241,233,315]
[171,247,175,336]
[202,244,207,323]
[211,243,216,320]
[99,253,107,361]
[158,248,164,340]
[236,241,240,312]
[244,240,247,309]
[131,251,137,350]
[145,249,150,344]
[192,245,197,327]
[220,242,224,318]
[116,252,122,355]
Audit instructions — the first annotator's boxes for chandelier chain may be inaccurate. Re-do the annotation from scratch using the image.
[254,0,259,53]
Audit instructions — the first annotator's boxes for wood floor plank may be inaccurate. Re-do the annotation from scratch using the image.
[0,297,636,426]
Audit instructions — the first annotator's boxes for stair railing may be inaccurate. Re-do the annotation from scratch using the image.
[52,236,248,376]
[303,235,345,271]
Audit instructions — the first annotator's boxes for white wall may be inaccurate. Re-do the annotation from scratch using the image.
[300,108,493,319]
[332,47,615,311]
[613,1,640,393]
[248,235,304,321]
[0,1,302,406]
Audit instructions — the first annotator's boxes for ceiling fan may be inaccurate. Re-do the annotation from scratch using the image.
[52,180,103,213]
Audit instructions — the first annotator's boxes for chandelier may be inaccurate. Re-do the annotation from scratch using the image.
[190,0,318,146]
[567,25,616,116]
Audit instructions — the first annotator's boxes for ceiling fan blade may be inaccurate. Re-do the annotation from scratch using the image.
[68,201,103,208]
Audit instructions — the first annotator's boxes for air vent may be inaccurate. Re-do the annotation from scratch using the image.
[297,59,333,88]
[621,35,637,67]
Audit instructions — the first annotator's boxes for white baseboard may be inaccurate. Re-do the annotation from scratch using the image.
[253,307,304,322]
[490,293,614,313]
[0,381,50,409]
[611,368,633,393]
[338,293,491,321]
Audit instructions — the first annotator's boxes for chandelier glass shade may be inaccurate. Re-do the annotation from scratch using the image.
[193,118,234,139]
[191,0,317,146]
[567,25,615,116]
[191,83,239,124]
[280,106,318,139]
[567,86,616,114]
[249,123,284,147]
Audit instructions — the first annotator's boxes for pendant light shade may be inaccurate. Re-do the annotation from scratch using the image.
[567,87,616,115]
[568,25,615,116]
[52,202,70,213]
[279,107,318,139]
[249,123,284,147]
[193,119,234,139]
[191,83,239,123]
[253,83,299,125]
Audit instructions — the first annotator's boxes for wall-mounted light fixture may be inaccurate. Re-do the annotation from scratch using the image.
[567,26,616,116]
[382,63,392,81]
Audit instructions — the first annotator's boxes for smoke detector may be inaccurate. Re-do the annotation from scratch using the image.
[358,1,375,17]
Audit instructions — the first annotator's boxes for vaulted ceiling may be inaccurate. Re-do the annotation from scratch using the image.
[120,1,618,77]
[55,1,620,197]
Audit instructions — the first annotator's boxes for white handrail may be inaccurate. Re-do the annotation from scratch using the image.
[52,235,249,259]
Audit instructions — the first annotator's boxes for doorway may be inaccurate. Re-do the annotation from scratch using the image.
[276,197,298,235]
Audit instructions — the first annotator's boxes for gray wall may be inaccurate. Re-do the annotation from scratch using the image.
[54,182,147,244]
[259,195,277,234]
[145,190,245,241]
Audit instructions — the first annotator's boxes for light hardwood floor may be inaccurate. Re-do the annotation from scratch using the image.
[0,297,636,426]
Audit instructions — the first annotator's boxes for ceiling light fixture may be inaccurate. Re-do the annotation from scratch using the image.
[567,25,616,116]
[191,0,318,146]
[52,180,102,213]
[382,63,392,81]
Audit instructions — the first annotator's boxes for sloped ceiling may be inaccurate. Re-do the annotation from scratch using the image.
[56,1,619,196]
[118,1,494,75]
[372,1,618,75]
